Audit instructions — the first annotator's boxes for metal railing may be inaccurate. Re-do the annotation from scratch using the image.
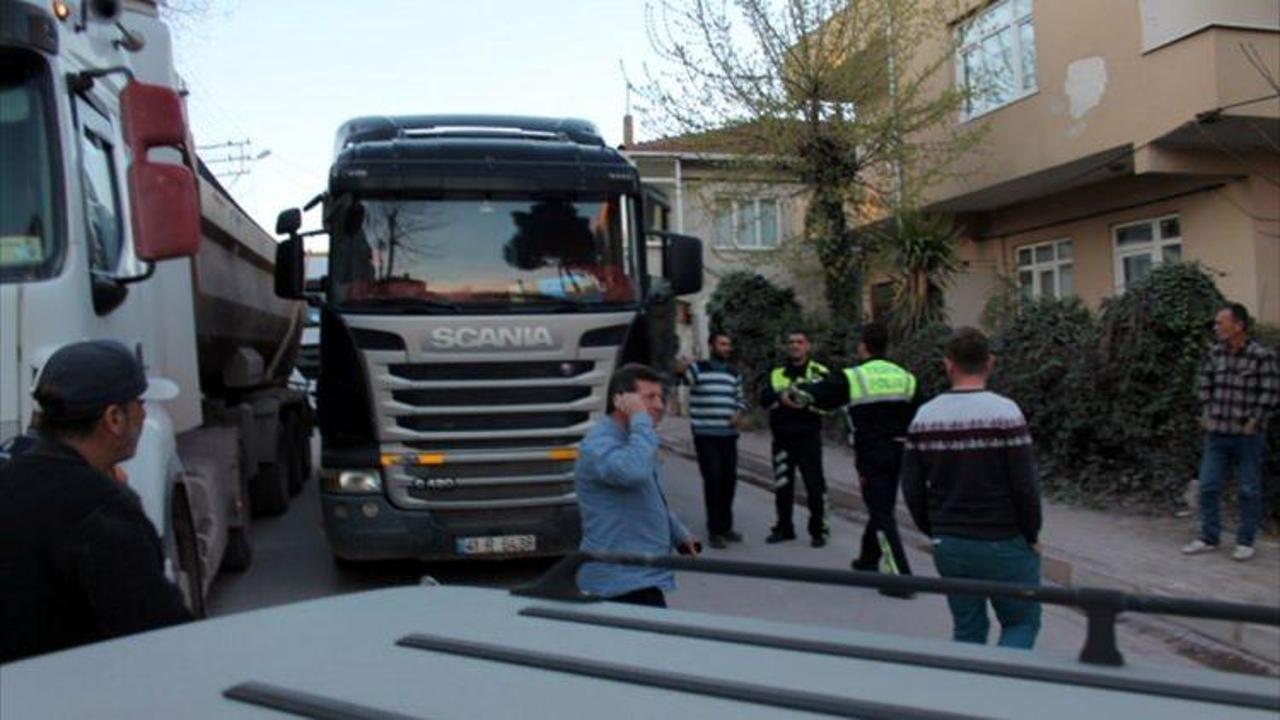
[511,551,1280,667]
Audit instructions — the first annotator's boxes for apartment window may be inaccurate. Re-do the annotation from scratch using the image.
[957,0,1037,118]
[1113,214,1182,290]
[713,197,781,250]
[1016,238,1073,299]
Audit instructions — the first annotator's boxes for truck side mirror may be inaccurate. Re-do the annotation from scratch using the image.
[276,208,302,235]
[651,232,703,296]
[120,80,200,261]
[274,237,305,299]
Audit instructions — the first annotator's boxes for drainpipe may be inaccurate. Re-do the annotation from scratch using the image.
[675,157,685,233]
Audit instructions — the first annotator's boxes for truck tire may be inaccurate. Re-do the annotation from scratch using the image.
[220,523,253,572]
[286,411,308,496]
[171,482,208,619]
[251,427,290,517]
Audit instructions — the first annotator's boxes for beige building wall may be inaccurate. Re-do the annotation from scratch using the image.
[898,0,1280,324]
[916,3,1277,206]
[984,172,1277,321]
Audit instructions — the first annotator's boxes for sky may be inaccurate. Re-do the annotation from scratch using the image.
[170,0,664,236]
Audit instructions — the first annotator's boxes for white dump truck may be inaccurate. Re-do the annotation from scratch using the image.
[0,0,310,614]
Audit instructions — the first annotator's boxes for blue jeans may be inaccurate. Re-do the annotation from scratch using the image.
[933,535,1042,649]
[1198,432,1266,547]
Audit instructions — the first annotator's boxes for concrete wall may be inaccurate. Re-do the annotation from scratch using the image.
[915,1,1278,207]
[971,170,1280,324]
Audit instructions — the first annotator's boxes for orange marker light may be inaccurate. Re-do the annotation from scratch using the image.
[52,1,71,20]
[547,448,579,461]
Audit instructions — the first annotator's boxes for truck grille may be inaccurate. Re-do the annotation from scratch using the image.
[407,481,574,503]
[388,361,594,381]
[397,412,589,432]
[404,436,582,452]
[392,386,590,407]
[405,460,571,479]
[297,346,320,380]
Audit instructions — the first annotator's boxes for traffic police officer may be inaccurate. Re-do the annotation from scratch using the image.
[760,330,831,547]
[803,323,920,591]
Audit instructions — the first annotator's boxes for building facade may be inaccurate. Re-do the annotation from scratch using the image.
[912,0,1280,325]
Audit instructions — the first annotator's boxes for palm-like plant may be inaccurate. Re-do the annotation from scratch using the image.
[876,211,960,339]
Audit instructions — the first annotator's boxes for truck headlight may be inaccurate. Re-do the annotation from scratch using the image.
[320,469,382,494]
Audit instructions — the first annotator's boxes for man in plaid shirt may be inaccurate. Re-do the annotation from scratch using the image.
[1183,303,1280,562]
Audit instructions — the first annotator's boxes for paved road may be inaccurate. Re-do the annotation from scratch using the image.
[208,443,1198,670]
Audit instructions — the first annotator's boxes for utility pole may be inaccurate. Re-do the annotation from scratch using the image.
[198,139,271,183]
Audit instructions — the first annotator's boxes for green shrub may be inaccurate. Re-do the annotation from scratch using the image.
[1256,324,1280,525]
[889,321,952,401]
[1087,262,1224,506]
[989,296,1103,500]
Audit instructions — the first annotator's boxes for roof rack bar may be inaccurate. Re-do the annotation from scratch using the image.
[510,552,1280,667]
[396,633,984,720]
[223,681,423,720]
[516,606,1280,712]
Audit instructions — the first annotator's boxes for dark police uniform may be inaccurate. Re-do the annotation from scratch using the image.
[807,358,920,574]
[0,438,191,663]
[760,359,830,542]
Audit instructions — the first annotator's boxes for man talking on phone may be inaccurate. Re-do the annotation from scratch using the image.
[574,363,701,607]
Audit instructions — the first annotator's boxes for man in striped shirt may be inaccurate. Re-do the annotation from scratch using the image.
[678,333,748,549]
[1182,303,1280,562]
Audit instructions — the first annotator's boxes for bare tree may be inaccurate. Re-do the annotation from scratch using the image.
[638,0,982,345]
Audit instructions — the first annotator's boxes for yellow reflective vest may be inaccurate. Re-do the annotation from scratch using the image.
[843,359,917,406]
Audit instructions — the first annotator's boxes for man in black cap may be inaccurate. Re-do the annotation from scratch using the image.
[0,340,191,664]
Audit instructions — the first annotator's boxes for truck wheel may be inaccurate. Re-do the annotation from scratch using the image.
[171,482,208,619]
[220,523,253,572]
[286,411,308,496]
[250,426,291,517]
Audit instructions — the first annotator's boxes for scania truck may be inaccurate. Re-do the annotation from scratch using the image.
[0,0,310,614]
[274,115,702,562]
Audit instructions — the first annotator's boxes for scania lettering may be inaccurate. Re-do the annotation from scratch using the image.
[274,115,702,562]
[428,326,558,351]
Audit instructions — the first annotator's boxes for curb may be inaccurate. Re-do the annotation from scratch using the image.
[660,432,1280,674]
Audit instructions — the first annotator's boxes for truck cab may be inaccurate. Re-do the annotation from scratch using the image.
[275,115,702,562]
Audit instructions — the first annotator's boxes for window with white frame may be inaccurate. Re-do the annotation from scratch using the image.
[1016,238,1073,299]
[1112,214,1182,290]
[956,0,1037,119]
[713,197,781,250]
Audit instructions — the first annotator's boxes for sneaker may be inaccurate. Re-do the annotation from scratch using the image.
[1181,539,1218,555]
[1232,545,1256,562]
[723,530,745,543]
[850,559,877,572]
[708,535,728,550]
[765,528,796,544]
[878,588,916,600]
[810,534,827,548]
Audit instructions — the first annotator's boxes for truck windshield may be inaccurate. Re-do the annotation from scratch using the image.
[0,49,60,283]
[329,195,638,310]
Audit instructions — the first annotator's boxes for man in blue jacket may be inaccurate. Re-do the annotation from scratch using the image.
[575,363,701,607]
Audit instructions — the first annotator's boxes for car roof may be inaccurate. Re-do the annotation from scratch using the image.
[3,585,1277,719]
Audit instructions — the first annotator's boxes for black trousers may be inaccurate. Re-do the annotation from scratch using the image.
[611,587,667,607]
[772,433,826,537]
[856,470,913,575]
[693,435,739,536]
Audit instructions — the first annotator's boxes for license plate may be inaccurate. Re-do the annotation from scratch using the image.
[455,534,537,555]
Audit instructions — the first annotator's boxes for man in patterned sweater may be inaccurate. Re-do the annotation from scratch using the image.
[677,333,748,549]
[1182,303,1280,562]
[901,328,1043,649]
